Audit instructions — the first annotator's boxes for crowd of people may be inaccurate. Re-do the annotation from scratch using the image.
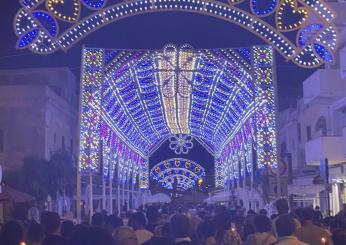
[0,198,346,245]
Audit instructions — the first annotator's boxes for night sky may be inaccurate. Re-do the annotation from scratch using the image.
[0,1,318,176]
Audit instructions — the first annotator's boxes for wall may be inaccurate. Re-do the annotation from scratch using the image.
[0,68,77,170]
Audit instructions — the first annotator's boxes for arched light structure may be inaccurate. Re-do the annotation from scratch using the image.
[150,158,206,191]
[14,0,337,67]
[79,44,277,189]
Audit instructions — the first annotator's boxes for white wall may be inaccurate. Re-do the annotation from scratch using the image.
[0,68,78,170]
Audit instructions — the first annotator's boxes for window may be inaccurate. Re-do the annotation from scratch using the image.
[315,116,327,136]
[0,130,4,153]
[281,141,287,155]
[307,126,312,141]
[297,123,301,142]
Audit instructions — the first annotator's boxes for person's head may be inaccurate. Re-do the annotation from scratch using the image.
[113,226,138,245]
[276,214,297,237]
[301,207,314,224]
[259,209,268,216]
[128,212,146,230]
[275,198,289,215]
[197,220,216,241]
[247,209,256,216]
[170,214,190,239]
[214,212,231,231]
[146,206,159,223]
[26,221,44,245]
[61,220,74,239]
[315,206,320,210]
[0,220,24,245]
[41,212,60,235]
[92,213,104,226]
[69,225,89,245]
[294,207,304,222]
[105,215,123,232]
[86,226,116,245]
[254,215,272,233]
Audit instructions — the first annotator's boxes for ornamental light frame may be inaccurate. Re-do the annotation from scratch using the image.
[79,44,278,190]
[14,0,338,68]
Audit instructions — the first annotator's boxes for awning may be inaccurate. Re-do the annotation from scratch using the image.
[146,193,171,203]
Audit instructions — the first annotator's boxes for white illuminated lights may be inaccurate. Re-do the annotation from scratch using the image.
[14,0,338,67]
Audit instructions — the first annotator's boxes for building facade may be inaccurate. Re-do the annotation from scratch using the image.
[0,68,78,169]
[279,1,346,216]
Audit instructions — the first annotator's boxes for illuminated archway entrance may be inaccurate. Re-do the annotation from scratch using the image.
[14,0,338,67]
[78,44,277,216]
[12,0,340,222]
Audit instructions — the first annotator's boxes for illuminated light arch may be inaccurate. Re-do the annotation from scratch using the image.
[79,44,277,189]
[150,158,206,191]
[14,0,338,67]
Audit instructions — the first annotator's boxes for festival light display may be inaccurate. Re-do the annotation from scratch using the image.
[169,134,194,155]
[150,158,206,191]
[14,0,338,67]
[79,45,276,190]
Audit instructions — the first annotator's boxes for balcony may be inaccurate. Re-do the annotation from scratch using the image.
[305,136,346,166]
[303,69,346,105]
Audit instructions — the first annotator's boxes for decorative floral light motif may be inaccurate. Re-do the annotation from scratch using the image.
[16,28,39,49]
[14,0,338,67]
[276,0,309,32]
[46,0,80,22]
[169,134,194,155]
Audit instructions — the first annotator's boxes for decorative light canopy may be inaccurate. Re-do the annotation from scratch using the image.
[150,158,206,191]
[79,44,277,189]
[15,0,338,67]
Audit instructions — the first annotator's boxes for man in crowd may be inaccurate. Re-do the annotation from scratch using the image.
[296,207,331,245]
[275,215,308,245]
[272,199,300,236]
[41,212,67,245]
[129,212,153,245]
[170,214,193,245]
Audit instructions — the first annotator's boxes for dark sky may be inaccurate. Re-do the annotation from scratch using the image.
[0,1,318,174]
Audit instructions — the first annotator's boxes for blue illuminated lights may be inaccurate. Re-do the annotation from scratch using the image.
[16,28,39,48]
[298,23,323,47]
[81,0,106,10]
[313,44,334,64]
[32,11,58,37]
[14,0,338,67]
[79,45,278,190]
[251,0,278,17]
[169,134,194,155]
[150,158,206,191]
